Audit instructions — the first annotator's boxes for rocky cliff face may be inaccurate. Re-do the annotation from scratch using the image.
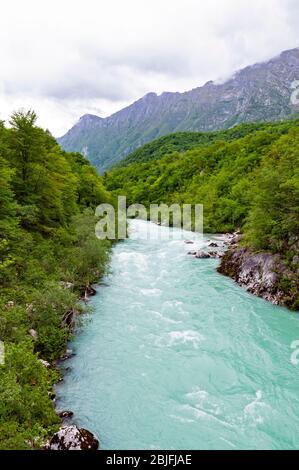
[58,47,299,171]
[218,248,299,310]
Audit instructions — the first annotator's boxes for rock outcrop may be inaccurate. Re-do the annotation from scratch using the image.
[218,248,299,309]
[45,426,99,451]
[193,250,224,259]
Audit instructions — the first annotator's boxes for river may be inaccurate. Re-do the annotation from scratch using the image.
[56,219,299,450]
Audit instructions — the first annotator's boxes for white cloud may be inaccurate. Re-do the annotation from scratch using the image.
[0,0,298,136]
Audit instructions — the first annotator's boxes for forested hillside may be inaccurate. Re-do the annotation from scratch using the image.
[0,111,113,449]
[105,119,299,307]
[117,121,295,167]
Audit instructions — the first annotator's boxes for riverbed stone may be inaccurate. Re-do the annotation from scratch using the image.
[57,410,74,419]
[195,251,211,259]
[45,425,99,450]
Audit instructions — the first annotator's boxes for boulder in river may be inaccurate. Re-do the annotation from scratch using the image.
[45,425,99,450]
[209,242,219,248]
[57,410,74,420]
[195,251,211,259]
[194,250,224,259]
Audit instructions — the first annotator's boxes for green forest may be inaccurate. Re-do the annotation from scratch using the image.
[117,121,291,167]
[0,111,298,449]
[0,111,113,449]
[105,119,299,307]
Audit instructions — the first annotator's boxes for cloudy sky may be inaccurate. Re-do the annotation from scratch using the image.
[0,0,299,136]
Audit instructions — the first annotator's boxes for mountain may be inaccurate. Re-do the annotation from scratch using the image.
[58,47,299,172]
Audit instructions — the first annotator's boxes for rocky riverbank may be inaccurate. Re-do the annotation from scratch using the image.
[44,284,100,450]
[218,242,299,311]
[187,231,298,310]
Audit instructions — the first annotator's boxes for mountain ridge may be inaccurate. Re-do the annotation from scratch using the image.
[58,47,299,171]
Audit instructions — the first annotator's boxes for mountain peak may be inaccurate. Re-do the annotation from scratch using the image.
[136,92,158,104]
[143,92,158,99]
[79,113,102,122]
[58,46,299,172]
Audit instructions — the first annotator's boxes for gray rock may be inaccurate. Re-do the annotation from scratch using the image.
[218,248,298,309]
[195,251,211,259]
[45,426,99,451]
[29,329,38,340]
[39,359,51,368]
[57,410,74,419]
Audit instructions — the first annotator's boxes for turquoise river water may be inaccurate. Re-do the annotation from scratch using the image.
[56,220,299,450]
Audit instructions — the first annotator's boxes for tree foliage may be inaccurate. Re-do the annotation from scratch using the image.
[106,119,299,255]
[0,111,113,449]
